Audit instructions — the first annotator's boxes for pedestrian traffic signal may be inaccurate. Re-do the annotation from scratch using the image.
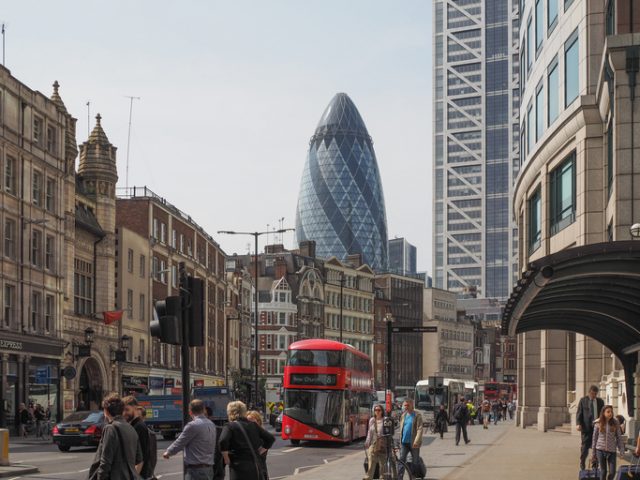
[151,296,182,345]
[187,277,204,347]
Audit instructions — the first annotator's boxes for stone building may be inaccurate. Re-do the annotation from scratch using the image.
[504,0,640,431]
[224,261,253,382]
[0,69,76,426]
[116,187,227,394]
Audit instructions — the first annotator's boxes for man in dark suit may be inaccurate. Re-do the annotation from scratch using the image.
[576,385,604,470]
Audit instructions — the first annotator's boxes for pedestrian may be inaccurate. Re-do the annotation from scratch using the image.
[577,385,605,470]
[397,399,423,480]
[87,392,143,480]
[453,398,470,446]
[615,415,626,435]
[591,405,624,480]
[219,401,275,480]
[205,406,225,480]
[508,400,516,420]
[434,404,448,440]
[34,404,45,439]
[363,404,387,480]
[481,400,491,429]
[163,399,217,480]
[123,396,156,480]
[465,399,476,425]
[16,403,29,437]
[247,410,271,480]
[501,400,508,421]
[491,401,500,425]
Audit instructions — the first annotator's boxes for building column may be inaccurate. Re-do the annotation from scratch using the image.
[518,331,541,428]
[537,330,569,431]
[0,354,7,428]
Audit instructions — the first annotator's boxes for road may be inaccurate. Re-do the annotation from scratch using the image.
[7,428,366,480]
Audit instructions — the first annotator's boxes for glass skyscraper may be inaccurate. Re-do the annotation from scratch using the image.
[296,93,388,272]
[432,0,519,299]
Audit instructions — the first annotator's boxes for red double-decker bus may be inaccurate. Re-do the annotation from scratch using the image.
[281,339,374,445]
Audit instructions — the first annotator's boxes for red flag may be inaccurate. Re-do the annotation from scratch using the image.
[103,310,124,325]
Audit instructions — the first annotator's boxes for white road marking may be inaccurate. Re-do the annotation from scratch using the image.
[323,458,329,464]
[13,455,78,464]
[78,467,90,472]
[157,472,183,478]
[294,464,324,475]
[281,446,302,453]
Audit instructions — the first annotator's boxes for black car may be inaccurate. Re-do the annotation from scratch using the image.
[53,411,105,451]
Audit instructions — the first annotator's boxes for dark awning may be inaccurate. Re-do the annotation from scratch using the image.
[501,241,640,416]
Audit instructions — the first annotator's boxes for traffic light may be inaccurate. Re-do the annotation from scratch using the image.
[151,296,182,345]
[187,277,204,347]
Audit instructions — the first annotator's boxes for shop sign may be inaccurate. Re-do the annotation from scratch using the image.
[194,379,204,387]
[0,338,63,356]
[149,376,164,389]
[171,388,182,395]
[35,366,52,384]
[122,376,149,389]
[164,378,175,388]
[63,367,77,381]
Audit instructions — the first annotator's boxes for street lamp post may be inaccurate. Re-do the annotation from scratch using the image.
[218,227,294,409]
[384,313,393,415]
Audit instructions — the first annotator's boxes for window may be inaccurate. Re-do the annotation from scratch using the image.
[172,229,177,248]
[32,170,43,206]
[160,260,166,283]
[74,259,93,315]
[606,0,615,35]
[5,155,16,194]
[33,116,43,147]
[548,0,558,31]
[46,125,57,155]
[45,235,54,271]
[139,294,146,321]
[4,218,15,259]
[527,16,533,70]
[139,254,145,278]
[127,289,133,319]
[527,104,534,153]
[4,284,15,328]
[279,312,286,325]
[45,295,53,332]
[31,291,41,331]
[45,177,55,212]
[160,223,166,244]
[549,153,576,234]
[140,339,145,363]
[152,218,159,239]
[152,256,159,280]
[536,83,544,141]
[564,31,579,107]
[607,119,614,197]
[171,264,178,288]
[565,0,575,10]
[529,188,542,253]
[31,230,42,267]
[548,60,559,124]
[127,248,134,273]
[535,0,544,52]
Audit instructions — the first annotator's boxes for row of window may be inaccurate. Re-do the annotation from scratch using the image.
[263,333,295,351]
[32,115,59,156]
[441,329,473,343]
[1,153,58,211]
[260,310,295,327]
[2,218,56,271]
[325,291,373,313]
[2,283,55,333]
[325,313,372,334]
[521,29,579,163]
[125,289,146,322]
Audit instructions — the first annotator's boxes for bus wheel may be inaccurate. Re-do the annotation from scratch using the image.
[290,439,300,446]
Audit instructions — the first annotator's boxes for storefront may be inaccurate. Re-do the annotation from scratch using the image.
[0,335,64,432]
[121,375,149,396]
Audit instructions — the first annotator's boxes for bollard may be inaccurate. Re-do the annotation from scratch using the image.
[0,428,8,466]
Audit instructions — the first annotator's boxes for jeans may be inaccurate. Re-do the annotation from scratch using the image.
[185,466,214,480]
[397,443,420,480]
[455,422,469,445]
[596,450,617,480]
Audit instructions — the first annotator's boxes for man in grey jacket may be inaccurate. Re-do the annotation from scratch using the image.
[90,392,143,480]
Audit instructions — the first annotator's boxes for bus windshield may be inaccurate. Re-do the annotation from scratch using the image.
[415,386,445,410]
[288,350,342,367]
[285,389,344,426]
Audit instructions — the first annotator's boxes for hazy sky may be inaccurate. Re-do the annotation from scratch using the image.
[4,1,433,272]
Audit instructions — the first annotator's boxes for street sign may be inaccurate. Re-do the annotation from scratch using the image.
[35,366,50,384]
[391,326,438,333]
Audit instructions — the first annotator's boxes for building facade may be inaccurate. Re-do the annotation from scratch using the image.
[388,238,417,276]
[296,93,389,272]
[432,0,520,299]
[513,0,640,430]
[116,187,228,395]
[375,274,424,393]
[423,288,474,380]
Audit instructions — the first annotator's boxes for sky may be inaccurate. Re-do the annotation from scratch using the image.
[3,0,433,272]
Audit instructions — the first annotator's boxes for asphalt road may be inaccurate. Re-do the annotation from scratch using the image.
[7,428,366,480]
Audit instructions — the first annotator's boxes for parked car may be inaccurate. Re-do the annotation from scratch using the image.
[275,412,282,433]
[52,411,105,452]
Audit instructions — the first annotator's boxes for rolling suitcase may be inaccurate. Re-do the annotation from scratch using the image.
[579,468,600,479]
[616,456,640,479]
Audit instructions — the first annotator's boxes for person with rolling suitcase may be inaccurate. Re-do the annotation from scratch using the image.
[591,405,624,480]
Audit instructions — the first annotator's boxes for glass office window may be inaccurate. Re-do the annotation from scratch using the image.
[527,104,534,153]
[565,31,579,107]
[548,60,559,124]
[607,120,614,197]
[548,0,558,31]
[527,16,533,70]
[549,152,576,234]
[536,84,544,141]
[528,188,542,253]
[536,0,544,51]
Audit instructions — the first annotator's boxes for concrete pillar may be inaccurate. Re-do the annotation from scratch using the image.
[537,330,569,431]
[519,330,541,428]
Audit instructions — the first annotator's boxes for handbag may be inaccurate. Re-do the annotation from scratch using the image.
[233,421,266,480]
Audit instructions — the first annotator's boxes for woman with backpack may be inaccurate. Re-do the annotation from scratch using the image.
[434,404,448,440]
[591,405,624,480]
[363,405,387,480]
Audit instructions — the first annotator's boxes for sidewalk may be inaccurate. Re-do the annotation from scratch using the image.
[280,420,586,480]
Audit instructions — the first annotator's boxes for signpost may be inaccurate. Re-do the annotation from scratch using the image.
[391,326,438,334]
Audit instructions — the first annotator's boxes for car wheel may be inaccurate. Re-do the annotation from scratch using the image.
[290,439,300,446]
[57,445,71,452]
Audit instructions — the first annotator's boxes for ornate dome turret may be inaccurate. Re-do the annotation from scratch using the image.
[78,113,118,185]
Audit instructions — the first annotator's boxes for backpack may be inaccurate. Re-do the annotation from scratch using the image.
[454,404,466,421]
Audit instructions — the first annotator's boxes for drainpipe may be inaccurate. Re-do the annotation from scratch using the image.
[626,47,639,235]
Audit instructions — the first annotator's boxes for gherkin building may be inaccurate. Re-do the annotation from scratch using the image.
[295,93,388,271]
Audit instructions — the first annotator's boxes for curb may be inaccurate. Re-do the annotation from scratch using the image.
[0,465,39,478]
